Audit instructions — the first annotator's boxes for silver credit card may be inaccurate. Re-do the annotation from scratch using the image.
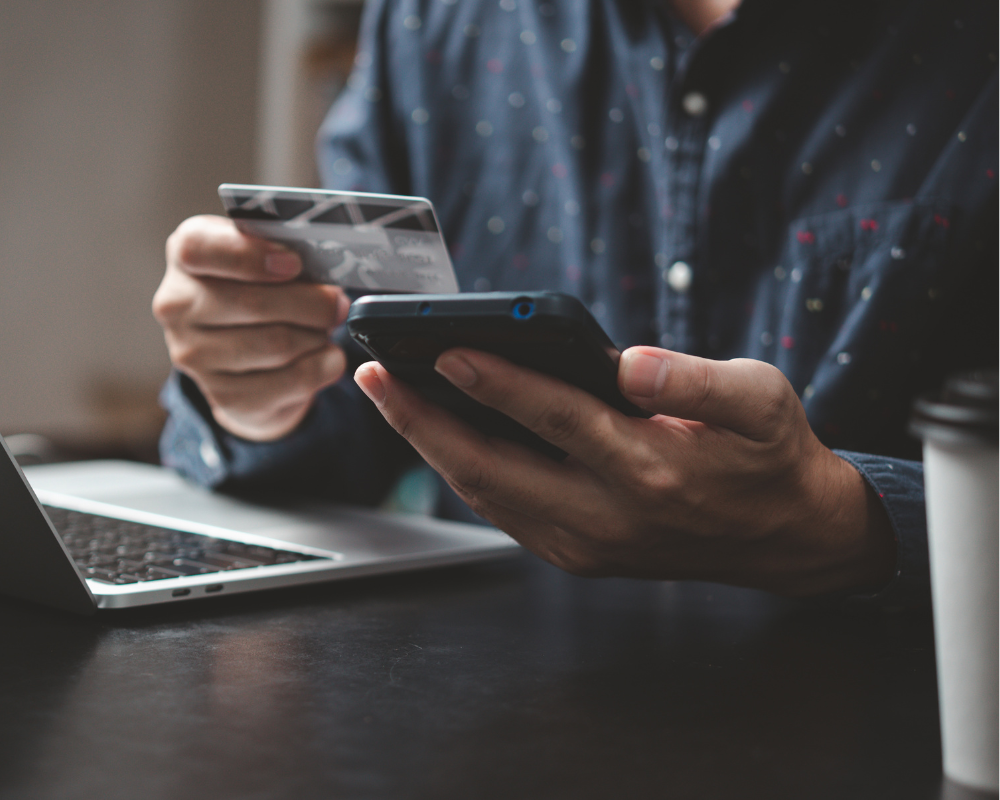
[218,184,459,294]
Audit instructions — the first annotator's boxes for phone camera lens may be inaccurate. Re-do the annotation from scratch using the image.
[417,301,432,316]
[511,298,535,320]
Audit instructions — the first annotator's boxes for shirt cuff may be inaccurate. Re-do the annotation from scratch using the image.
[834,450,930,608]
[158,370,229,486]
[158,370,409,504]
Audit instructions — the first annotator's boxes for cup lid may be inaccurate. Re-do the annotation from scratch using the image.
[910,370,998,445]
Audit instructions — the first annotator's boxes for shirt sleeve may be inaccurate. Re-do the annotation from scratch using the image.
[159,369,416,504]
[834,450,929,607]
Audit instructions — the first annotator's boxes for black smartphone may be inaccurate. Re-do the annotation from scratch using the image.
[346,291,650,459]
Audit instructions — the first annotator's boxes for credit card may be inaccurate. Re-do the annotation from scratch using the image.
[218,184,459,294]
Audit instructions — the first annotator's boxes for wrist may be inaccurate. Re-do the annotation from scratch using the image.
[786,446,897,596]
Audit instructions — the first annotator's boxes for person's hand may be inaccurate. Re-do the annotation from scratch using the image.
[354,347,897,596]
[152,215,349,441]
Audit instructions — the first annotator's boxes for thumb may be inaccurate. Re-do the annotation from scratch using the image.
[618,346,793,439]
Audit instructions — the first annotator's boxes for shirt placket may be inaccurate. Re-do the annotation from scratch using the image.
[655,17,731,355]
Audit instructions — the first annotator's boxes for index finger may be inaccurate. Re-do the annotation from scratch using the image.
[354,361,610,532]
[167,214,302,283]
[433,348,650,474]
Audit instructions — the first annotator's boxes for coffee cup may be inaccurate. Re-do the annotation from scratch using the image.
[911,370,998,792]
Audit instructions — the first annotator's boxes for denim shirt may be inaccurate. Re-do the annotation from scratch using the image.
[161,0,998,604]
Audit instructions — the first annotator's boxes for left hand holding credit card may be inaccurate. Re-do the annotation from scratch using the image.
[152,213,350,442]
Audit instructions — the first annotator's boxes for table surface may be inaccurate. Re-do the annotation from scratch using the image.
[0,550,971,800]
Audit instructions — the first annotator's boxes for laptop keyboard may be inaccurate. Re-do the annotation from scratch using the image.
[44,505,323,585]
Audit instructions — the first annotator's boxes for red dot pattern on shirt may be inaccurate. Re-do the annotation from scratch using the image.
[387,4,998,379]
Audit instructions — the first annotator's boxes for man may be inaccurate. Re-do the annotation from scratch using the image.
[153,0,997,602]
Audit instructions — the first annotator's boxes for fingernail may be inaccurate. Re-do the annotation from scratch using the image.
[355,365,385,407]
[435,353,477,387]
[264,251,301,277]
[621,352,669,398]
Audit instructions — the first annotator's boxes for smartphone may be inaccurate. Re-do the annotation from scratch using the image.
[346,291,650,459]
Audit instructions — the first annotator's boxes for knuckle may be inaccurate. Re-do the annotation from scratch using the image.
[531,398,583,443]
[286,353,325,397]
[633,465,681,502]
[687,360,717,419]
[151,282,190,326]
[169,216,240,274]
[171,226,204,270]
[165,223,193,263]
[753,362,797,428]
[304,347,344,389]
[319,286,347,325]
[452,458,497,496]
[391,409,417,444]
[168,340,201,372]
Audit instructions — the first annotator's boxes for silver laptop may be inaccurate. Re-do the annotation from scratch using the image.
[1,435,518,614]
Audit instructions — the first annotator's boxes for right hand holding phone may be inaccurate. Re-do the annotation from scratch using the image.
[152,215,349,441]
[355,346,897,596]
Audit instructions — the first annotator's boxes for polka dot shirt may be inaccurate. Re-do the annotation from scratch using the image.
[162,0,997,603]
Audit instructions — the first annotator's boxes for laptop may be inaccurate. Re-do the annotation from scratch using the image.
[1,435,519,614]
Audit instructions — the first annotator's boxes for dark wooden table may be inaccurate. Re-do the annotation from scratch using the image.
[0,551,974,800]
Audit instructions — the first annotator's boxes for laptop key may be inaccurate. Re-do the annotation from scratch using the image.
[82,554,119,568]
[141,554,176,566]
[144,566,187,580]
[197,552,265,570]
[169,560,221,575]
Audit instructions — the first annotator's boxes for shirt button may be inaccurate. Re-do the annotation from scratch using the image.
[665,261,693,292]
[199,439,221,469]
[681,91,708,117]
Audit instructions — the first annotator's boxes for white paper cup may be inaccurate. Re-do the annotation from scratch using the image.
[912,371,999,792]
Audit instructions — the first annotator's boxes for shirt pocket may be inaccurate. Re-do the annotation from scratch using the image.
[745,199,956,401]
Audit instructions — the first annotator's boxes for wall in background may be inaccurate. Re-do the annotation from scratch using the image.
[0,0,261,451]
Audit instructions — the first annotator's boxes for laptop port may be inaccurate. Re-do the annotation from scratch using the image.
[205,584,224,593]
[171,588,190,597]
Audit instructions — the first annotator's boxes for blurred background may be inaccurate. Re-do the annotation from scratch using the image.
[0,0,364,463]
